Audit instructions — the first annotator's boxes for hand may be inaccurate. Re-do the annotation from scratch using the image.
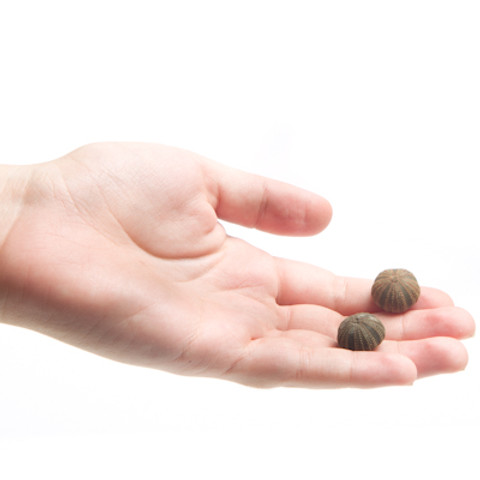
[0,143,474,387]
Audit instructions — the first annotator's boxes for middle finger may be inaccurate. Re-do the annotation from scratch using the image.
[280,304,474,341]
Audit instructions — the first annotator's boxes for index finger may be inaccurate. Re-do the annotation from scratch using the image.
[202,160,332,236]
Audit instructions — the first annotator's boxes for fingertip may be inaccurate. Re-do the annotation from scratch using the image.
[416,287,455,309]
[444,338,470,373]
[431,337,470,375]
[435,306,476,340]
[210,160,333,237]
[396,337,470,378]
[306,194,333,235]
[353,352,418,387]
[396,355,418,385]
[255,183,333,237]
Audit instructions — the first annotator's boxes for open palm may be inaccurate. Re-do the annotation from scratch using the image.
[0,143,474,387]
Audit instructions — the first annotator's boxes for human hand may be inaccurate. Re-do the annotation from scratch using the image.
[0,143,474,387]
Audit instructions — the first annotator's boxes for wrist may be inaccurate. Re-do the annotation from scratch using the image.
[0,165,32,247]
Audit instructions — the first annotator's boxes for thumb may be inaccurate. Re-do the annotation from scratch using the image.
[204,161,332,236]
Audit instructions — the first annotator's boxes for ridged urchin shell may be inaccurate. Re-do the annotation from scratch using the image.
[337,313,386,351]
[371,268,420,313]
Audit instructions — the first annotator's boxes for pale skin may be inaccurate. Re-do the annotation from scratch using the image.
[0,143,475,388]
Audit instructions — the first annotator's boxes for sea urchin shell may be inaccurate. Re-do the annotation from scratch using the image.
[371,268,420,313]
[337,313,386,351]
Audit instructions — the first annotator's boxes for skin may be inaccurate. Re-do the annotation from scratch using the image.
[0,142,475,388]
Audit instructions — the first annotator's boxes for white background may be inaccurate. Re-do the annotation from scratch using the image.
[0,1,479,478]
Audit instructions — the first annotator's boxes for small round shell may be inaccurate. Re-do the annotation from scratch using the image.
[371,268,420,313]
[337,313,386,351]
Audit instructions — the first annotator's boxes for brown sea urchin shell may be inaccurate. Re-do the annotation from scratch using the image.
[337,313,386,351]
[371,268,420,313]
